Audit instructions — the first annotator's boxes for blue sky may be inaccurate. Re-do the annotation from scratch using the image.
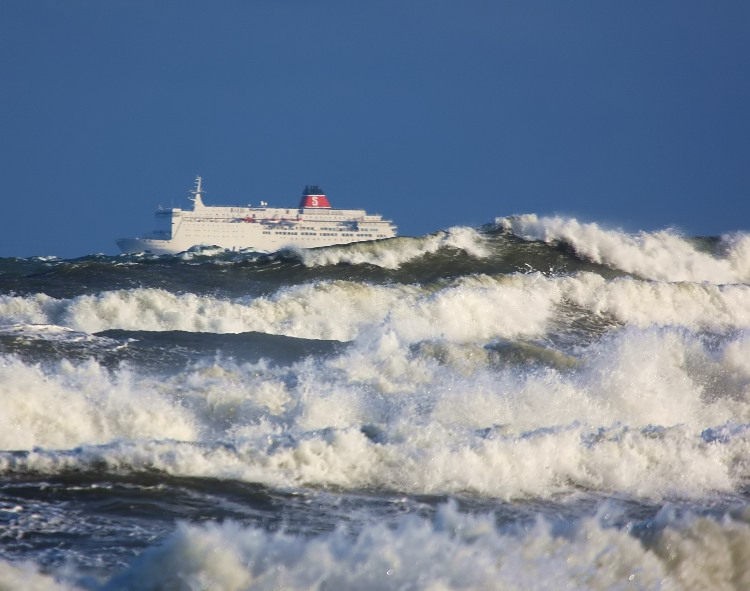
[1,1,748,258]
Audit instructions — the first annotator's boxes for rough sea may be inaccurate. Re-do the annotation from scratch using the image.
[3,213,750,590]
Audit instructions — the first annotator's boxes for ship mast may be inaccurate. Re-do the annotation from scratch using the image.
[189,176,205,209]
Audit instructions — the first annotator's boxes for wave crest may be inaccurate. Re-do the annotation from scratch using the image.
[499,214,750,284]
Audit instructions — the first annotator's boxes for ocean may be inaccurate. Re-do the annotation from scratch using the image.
[2,213,750,590]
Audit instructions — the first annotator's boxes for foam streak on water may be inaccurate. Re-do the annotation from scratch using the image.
[2,215,750,589]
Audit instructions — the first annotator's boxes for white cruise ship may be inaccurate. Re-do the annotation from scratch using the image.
[117,177,398,255]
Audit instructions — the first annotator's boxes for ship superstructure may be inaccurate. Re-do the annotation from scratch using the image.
[116,177,398,255]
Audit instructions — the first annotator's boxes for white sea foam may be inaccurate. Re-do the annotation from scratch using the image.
[6,501,748,590]
[106,503,750,591]
[2,277,549,342]
[499,214,750,284]
[0,285,404,339]
[721,231,750,279]
[4,271,750,347]
[0,560,77,591]
[0,356,196,450]
[556,273,750,331]
[3,325,750,499]
[101,504,664,590]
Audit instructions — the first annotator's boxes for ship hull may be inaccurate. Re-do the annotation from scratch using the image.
[116,230,390,255]
[116,237,194,255]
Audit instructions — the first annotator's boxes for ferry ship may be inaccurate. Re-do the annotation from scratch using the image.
[117,177,398,255]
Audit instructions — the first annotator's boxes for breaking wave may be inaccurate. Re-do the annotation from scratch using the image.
[499,213,750,283]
